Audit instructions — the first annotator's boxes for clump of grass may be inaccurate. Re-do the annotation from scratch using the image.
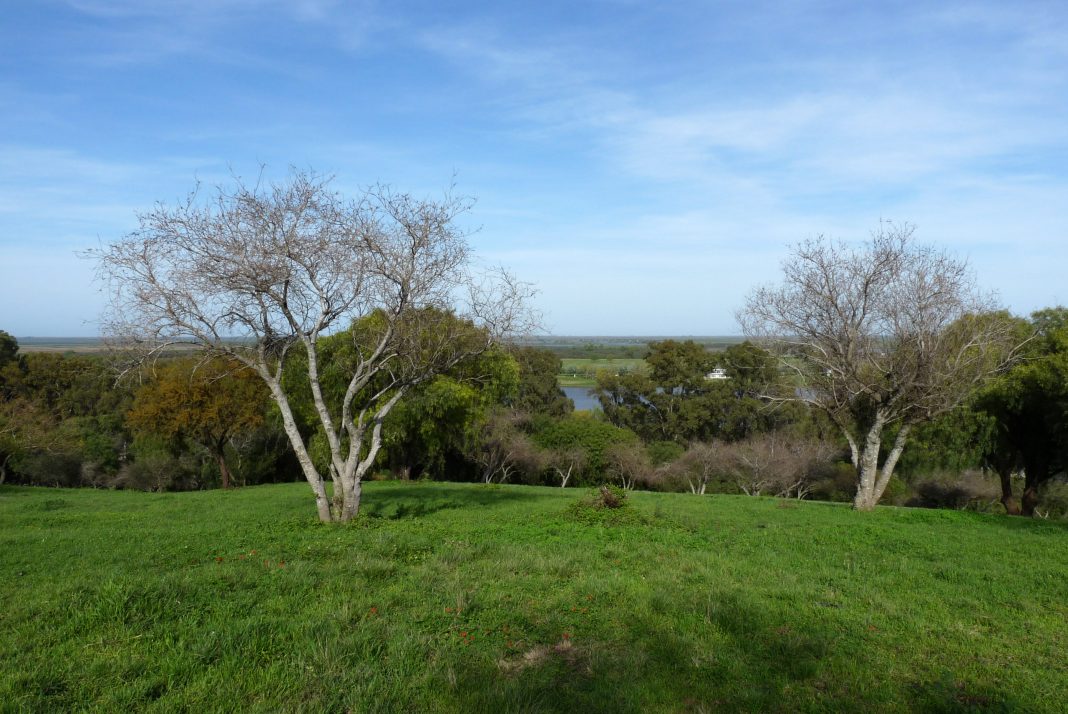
[565,485,646,526]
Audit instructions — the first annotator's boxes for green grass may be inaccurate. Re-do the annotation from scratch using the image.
[559,358,647,387]
[2,482,1068,712]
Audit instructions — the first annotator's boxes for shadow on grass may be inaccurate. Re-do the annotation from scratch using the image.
[448,590,828,712]
[360,483,545,520]
[447,587,1019,713]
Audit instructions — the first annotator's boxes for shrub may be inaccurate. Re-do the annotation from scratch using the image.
[807,462,856,503]
[566,484,645,526]
[905,470,1001,511]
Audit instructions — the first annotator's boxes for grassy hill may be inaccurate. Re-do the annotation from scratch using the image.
[2,482,1067,712]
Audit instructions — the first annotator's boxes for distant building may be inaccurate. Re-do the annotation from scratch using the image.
[706,368,728,380]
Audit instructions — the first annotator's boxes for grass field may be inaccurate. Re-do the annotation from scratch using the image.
[559,358,647,387]
[2,482,1067,712]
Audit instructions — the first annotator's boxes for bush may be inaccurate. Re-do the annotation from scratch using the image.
[110,453,199,492]
[566,485,645,526]
[905,470,1001,511]
[807,462,856,503]
[879,476,908,505]
[1036,479,1068,519]
[10,452,83,487]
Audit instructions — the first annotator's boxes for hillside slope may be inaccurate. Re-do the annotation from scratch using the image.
[2,482,1066,712]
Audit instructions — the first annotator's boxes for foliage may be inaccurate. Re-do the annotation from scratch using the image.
[531,414,637,483]
[127,356,270,489]
[0,330,17,370]
[972,307,1068,515]
[509,346,572,417]
[594,340,783,444]
[468,409,546,484]
[382,347,520,480]
[566,484,646,525]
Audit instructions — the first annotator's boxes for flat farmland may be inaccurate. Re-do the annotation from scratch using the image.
[558,358,648,387]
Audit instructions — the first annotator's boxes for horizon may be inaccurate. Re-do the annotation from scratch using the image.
[2,1,1067,335]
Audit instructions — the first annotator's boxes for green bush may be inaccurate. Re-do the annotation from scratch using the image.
[566,484,645,525]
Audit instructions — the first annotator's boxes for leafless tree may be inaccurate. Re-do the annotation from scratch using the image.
[704,433,832,498]
[670,441,720,495]
[549,447,586,488]
[471,410,544,484]
[739,223,1023,510]
[92,170,534,522]
[605,441,651,491]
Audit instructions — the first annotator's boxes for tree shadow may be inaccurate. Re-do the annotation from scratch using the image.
[447,591,821,712]
[360,483,546,520]
[444,587,1019,713]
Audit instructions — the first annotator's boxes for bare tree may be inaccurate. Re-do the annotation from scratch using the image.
[718,433,833,499]
[92,170,533,522]
[548,447,586,488]
[670,441,720,495]
[605,441,651,491]
[470,410,545,484]
[739,223,1022,510]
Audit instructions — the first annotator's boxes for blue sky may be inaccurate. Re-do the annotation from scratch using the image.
[2,0,1066,336]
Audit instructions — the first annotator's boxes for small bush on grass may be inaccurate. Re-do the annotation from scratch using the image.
[565,485,646,526]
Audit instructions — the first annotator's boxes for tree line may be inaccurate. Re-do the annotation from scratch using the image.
[2,170,1065,521]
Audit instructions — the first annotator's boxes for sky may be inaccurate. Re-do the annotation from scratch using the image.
[1,0,1067,337]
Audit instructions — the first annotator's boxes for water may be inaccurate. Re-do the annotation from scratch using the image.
[561,386,601,411]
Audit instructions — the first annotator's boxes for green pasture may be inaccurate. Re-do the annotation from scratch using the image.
[2,481,1067,712]
[558,358,647,387]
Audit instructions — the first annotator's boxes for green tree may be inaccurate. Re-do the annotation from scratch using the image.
[508,346,572,417]
[532,414,637,483]
[0,331,18,370]
[974,308,1068,515]
[594,340,782,444]
[127,356,270,489]
[382,347,520,480]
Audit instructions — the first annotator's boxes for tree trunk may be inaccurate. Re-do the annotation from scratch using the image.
[338,479,362,522]
[870,424,911,506]
[215,450,232,490]
[997,468,1021,515]
[852,416,886,511]
[1021,457,1047,517]
[267,380,332,522]
[1021,476,1041,517]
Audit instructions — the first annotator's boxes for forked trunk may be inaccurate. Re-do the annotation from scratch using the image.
[852,424,883,511]
[997,468,1021,515]
[338,479,362,522]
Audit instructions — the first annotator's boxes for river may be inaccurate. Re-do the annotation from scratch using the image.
[561,386,601,411]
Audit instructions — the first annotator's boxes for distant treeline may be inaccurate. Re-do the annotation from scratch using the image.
[2,323,1066,517]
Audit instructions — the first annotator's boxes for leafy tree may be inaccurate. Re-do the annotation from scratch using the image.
[508,346,572,417]
[740,223,1023,510]
[0,331,17,370]
[974,308,1068,515]
[382,347,519,480]
[0,397,59,484]
[127,356,270,489]
[594,340,782,444]
[532,415,637,483]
